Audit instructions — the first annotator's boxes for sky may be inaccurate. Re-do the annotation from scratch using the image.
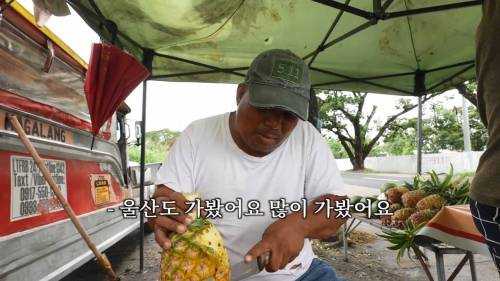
[17,0,468,134]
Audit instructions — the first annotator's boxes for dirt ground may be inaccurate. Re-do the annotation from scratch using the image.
[64,223,497,281]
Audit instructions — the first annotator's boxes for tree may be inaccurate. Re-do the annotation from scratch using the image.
[319,91,434,170]
[455,81,478,107]
[455,81,487,151]
[382,102,488,154]
[128,128,180,163]
[382,118,418,155]
[469,106,488,151]
[428,104,464,151]
[325,137,348,159]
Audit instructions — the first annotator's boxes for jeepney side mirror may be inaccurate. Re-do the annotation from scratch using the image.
[135,121,142,146]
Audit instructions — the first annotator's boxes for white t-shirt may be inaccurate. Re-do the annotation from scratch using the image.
[156,112,347,281]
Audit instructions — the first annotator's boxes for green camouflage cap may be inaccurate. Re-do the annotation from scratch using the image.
[245,49,310,120]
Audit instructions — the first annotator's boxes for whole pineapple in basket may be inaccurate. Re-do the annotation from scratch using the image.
[160,192,230,281]
[416,194,447,211]
[385,186,409,204]
[391,208,415,229]
[409,209,439,226]
[401,190,426,208]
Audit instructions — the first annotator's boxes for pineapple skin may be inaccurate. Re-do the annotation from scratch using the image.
[401,190,426,208]
[388,203,402,213]
[159,193,230,281]
[416,194,447,210]
[409,209,439,226]
[381,215,392,226]
[391,208,416,228]
[395,187,410,194]
[385,189,403,204]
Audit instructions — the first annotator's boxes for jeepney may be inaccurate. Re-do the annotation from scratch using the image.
[0,3,142,280]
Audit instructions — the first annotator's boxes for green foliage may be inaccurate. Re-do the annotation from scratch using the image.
[319,91,419,169]
[325,137,348,159]
[402,175,425,191]
[378,222,426,264]
[379,166,471,262]
[368,145,385,157]
[428,104,464,151]
[382,101,487,154]
[421,165,471,205]
[385,165,471,205]
[468,106,488,151]
[381,182,398,192]
[128,128,180,164]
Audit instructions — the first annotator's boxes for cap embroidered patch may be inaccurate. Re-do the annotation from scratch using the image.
[271,58,303,84]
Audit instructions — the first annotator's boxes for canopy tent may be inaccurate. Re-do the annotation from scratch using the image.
[67,0,480,95]
[65,0,482,271]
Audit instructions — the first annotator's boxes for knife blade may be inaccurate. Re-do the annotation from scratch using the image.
[231,252,270,281]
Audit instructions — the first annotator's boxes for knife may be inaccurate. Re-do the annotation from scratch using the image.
[230,252,270,281]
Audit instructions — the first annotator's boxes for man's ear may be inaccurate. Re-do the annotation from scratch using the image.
[236,83,247,105]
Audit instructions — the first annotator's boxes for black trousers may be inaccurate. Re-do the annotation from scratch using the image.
[470,199,500,273]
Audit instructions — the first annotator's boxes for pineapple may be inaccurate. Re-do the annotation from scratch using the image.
[381,215,392,226]
[385,187,409,204]
[401,190,426,208]
[396,186,410,194]
[409,209,439,226]
[391,208,415,229]
[416,194,446,211]
[388,203,402,213]
[160,192,230,281]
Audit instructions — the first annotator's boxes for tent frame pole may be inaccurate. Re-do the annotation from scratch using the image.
[384,1,482,19]
[139,49,154,273]
[414,70,426,175]
[312,0,372,19]
[313,61,474,85]
[311,67,412,94]
[308,0,351,67]
[313,0,481,20]
[417,95,423,175]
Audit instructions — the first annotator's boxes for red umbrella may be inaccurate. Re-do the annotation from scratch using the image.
[84,43,149,136]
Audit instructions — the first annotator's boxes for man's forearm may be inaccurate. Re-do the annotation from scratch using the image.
[287,194,348,239]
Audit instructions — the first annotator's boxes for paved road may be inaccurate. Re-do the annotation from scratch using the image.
[341,172,414,190]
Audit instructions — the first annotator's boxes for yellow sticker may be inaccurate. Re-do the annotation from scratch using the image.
[90,174,113,206]
[95,185,110,205]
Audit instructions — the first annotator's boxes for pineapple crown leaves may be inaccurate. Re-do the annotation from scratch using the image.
[189,217,211,232]
[377,222,427,264]
[420,164,471,205]
[169,217,211,245]
[402,175,424,191]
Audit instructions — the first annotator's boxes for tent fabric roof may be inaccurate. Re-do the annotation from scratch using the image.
[68,0,481,96]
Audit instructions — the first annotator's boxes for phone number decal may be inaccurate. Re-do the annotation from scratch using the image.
[10,156,67,221]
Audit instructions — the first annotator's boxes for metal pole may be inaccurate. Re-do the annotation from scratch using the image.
[139,49,153,273]
[139,80,147,273]
[417,96,423,175]
[462,96,472,152]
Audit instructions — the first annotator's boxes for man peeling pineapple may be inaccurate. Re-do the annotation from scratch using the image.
[151,49,348,281]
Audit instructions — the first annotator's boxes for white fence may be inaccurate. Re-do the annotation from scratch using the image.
[336,151,484,173]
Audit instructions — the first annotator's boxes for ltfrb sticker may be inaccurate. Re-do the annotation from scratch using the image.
[10,156,67,221]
